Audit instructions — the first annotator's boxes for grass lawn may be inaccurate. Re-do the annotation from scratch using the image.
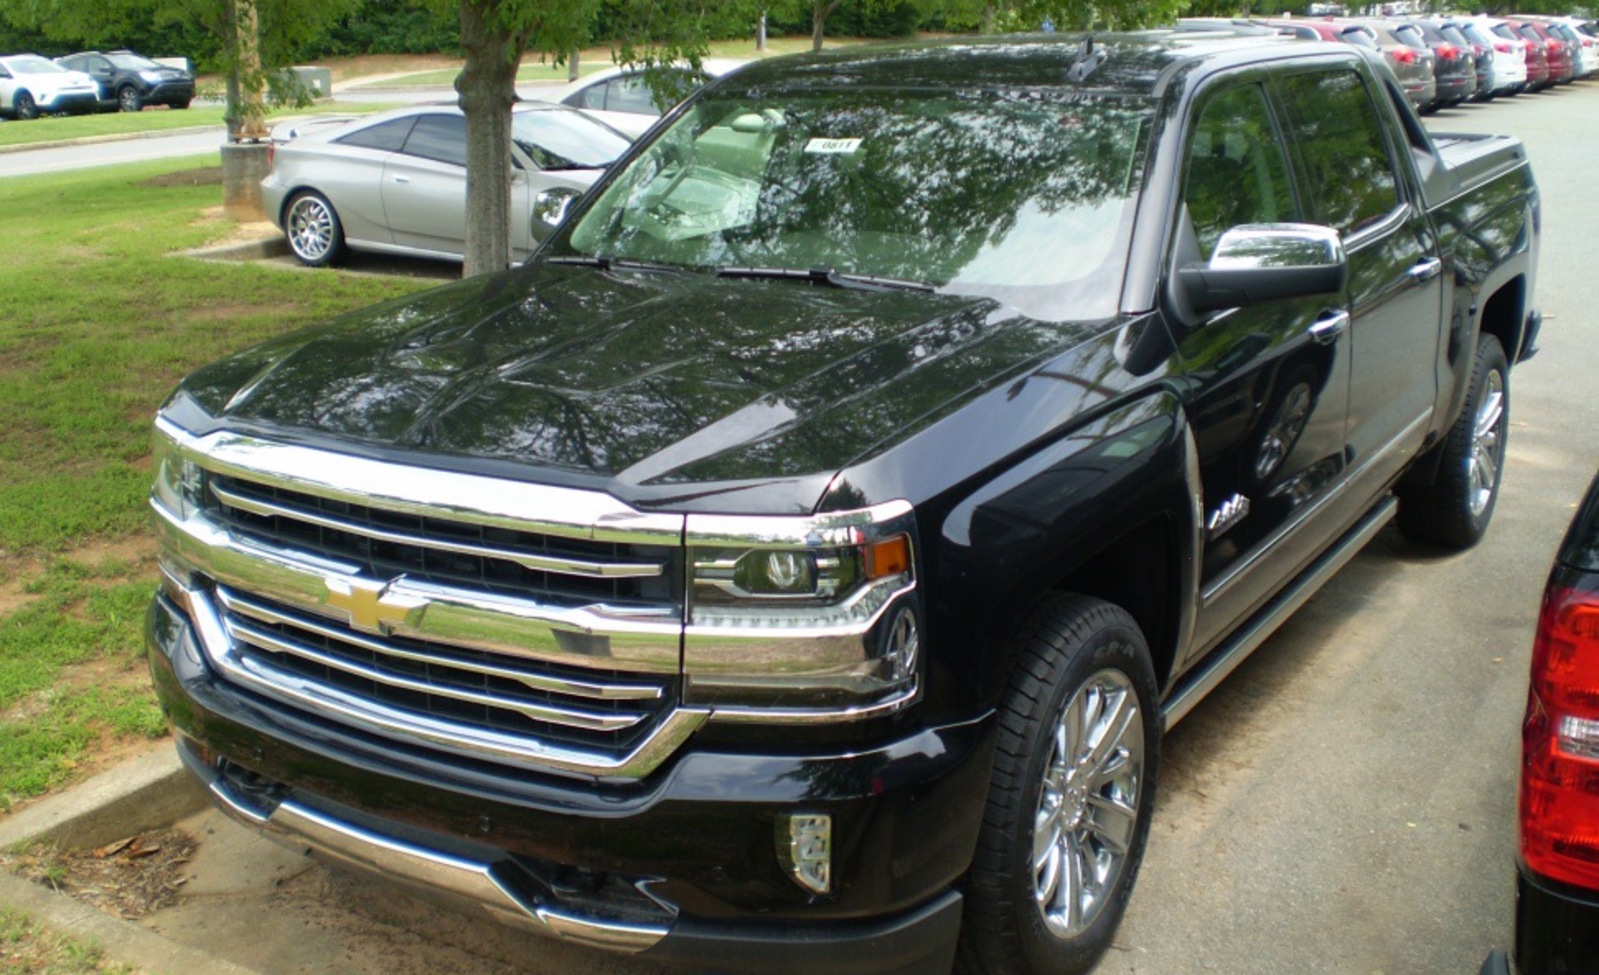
[0,907,137,974]
[366,34,872,87]
[0,157,435,812]
[0,101,403,150]
[0,108,225,148]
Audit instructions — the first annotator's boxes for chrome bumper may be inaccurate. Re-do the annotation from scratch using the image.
[186,739,670,953]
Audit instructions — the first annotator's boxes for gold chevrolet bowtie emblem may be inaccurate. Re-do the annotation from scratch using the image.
[324,576,426,634]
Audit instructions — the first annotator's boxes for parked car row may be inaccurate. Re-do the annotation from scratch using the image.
[1208,14,1596,112]
[0,48,191,119]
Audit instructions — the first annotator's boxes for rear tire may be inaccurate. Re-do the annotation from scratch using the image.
[1396,332,1508,549]
[958,595,1159,975]
[14,92,37,120]
[284,191,346,267]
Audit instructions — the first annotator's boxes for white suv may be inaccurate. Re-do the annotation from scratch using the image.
[0,54,98,119]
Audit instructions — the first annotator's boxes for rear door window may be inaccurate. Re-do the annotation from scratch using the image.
[336,117,416,152]
[401,114,468,167]
[1277,69,1402,236]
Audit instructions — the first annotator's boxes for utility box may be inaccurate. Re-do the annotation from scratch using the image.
[288,66,333,99]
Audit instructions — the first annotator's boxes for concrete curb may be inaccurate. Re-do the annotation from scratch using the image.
[0,745,261,975]
[181,236,288,261]
[0,870,261,975]
[0,746,206,853]
[0,125,222,156]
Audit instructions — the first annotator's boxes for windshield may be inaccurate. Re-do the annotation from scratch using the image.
[1341,27,1379,49]
[557,87,1152,320]
[107,53,161,70]
[1391,25,1431,49]
[8,56,63,74]
[512,109,632,171]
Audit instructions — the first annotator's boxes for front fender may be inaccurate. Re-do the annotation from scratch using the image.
[929,391,1201,711]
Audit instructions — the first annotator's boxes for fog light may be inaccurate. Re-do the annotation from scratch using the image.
[778,814,832,895]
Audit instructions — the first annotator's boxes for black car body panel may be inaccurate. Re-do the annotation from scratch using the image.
[147,33,1540,973]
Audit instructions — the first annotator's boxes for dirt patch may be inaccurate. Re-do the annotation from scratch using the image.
[4,829,197,920]
[141,167,223,189]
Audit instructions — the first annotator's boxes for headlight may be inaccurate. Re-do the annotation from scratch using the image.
[683,502,921,719]
[140,70,164,83]
[151,417,205,519]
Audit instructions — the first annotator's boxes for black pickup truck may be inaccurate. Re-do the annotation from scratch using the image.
[146,30,1539,975]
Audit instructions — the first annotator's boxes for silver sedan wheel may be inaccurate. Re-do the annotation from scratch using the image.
[1032,668,1144,939]
[1468,369,1505,518]
[287,194,338,264]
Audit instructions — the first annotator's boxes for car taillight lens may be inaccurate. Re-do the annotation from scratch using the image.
[1495,42,1514,53]
[1521,583,1599,890]
[1438,43,1460,59]
[1393,47,1418,64]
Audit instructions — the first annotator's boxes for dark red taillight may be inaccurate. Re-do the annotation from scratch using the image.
[1392,47,1418,64]
[1521,583,1599,890]
[1438,43,1460,60]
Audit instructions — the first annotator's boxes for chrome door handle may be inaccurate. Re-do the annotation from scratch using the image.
[392,175,411,184]
[1308,310,1350,345]
[1409,257,1443,282]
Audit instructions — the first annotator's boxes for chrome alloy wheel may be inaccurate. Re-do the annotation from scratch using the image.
[287,195,336,262]
[1032,668,1144,939]
[1468,369,1506,518]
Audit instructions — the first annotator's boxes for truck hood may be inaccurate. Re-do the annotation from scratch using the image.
[176,263,1091,496]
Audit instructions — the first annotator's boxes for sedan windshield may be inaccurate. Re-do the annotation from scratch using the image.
[513,109,631,171]
[557,87,1152,321]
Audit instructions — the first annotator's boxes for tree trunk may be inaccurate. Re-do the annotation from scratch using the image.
[812,1,825,52]
[457,2,522,278]
[568,47,580,82]
[234,0,268,141]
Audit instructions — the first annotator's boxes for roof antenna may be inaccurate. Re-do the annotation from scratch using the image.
[1068,34,1106,83]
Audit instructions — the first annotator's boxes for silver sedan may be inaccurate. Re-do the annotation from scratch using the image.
[261,102,632,267]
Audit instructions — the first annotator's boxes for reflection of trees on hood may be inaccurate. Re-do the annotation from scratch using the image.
[748,92,1151,277]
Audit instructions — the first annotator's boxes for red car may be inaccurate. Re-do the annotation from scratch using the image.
[1482,471,1599,974]
[1513,19,1574,84]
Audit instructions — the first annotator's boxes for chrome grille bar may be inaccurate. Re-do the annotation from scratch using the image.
[222,616,648,734]
[210,481,665,580]
[218,589,662,702]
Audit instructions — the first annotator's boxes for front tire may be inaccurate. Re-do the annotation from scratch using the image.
[1396,332,1508,549]
[959,595,1159,975]
[118,86,143,112]
[284,191,346,267]
[14,92,37,120]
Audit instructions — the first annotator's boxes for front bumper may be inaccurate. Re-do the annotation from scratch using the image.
[38,90,97,112]
[148,593,993,973]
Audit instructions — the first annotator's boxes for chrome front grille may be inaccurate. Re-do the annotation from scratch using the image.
[217,587,674,755]
[205,473,677,609]
[153,422,704,780]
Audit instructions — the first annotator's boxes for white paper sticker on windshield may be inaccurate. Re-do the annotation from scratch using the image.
[804,138,863,155]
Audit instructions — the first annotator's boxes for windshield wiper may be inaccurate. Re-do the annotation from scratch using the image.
[716,266,935,293]
[545,255,683,274]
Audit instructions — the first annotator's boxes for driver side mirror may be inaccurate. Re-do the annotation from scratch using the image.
[531,187,584,240]
[1177,223,1347,314]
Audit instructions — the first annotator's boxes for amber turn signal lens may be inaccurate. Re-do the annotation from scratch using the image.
[865,535,910,579]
